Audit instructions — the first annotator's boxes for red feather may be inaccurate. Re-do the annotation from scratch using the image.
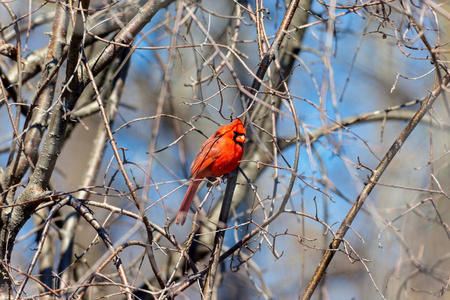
[175,119,246,225]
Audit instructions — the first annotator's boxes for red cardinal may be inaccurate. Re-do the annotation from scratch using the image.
[175,119,246,225]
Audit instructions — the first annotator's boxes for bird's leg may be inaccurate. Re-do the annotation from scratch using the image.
[206,176,223,187]
[219,172,236,184]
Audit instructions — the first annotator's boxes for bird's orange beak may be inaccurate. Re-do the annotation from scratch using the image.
[235,134,245,144]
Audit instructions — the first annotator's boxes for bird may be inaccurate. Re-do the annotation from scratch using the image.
[175,119,246,225]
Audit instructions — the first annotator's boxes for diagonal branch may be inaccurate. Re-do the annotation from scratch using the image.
[83,46,167,289]
[300,74,450,300]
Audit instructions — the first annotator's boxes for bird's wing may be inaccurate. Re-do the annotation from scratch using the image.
[190,136,222,178]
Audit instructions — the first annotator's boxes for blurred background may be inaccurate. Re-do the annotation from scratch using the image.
[0,0,449,299]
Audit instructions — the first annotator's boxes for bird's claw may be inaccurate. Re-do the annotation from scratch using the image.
[206,176,223,187]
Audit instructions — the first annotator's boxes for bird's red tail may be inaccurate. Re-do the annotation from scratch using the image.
[175,180,201,225]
